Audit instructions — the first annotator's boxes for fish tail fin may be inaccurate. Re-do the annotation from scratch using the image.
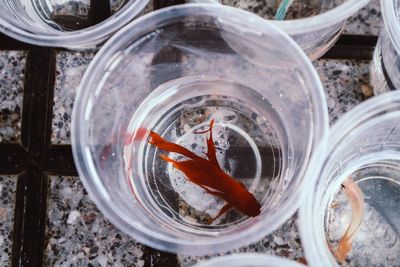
[334,238,352,263]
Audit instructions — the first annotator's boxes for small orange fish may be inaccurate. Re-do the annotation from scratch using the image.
[148,119,261,222]
[333,177,365,263]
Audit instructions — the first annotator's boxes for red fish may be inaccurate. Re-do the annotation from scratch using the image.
[148,119,261,222]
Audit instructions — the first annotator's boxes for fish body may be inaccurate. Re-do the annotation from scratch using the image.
[148,120,261,221]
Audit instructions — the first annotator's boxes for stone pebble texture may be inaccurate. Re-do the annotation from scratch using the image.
[0,51,27,143]
[45,176,145,267]
[0,176,17,266]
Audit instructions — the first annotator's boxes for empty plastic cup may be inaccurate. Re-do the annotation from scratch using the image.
[299,91,400,266]
[193,254,306,267]
[191,0,370,60]
[72,4,328,255]
[371,0,400,95]
[0,0,149,48]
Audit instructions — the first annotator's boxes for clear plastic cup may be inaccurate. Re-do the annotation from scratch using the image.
[299,91,400,266]
[72,4,328,255]
[371,0,400,95]
[190,0,370,60]
[193,254,306,267]
[0,0,149,49]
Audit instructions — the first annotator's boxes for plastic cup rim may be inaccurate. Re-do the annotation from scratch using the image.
[190,0,371,34]
[193,253,307,267]
[0,0,150,48]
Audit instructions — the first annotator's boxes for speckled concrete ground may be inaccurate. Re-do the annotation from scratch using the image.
[314,59,370,125]
[0,176,17,265]
[0,51,27,143]
[343,0,381,36]
[51,51,95,144]
[45,176,145,267]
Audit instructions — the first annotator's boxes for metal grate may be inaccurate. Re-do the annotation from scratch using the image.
[0,0,376,266]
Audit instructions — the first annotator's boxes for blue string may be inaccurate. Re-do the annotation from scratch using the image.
[275,0,294,20]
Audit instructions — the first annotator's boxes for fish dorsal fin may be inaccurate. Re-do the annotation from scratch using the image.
[205,119,220,168]
[193,119,220,168]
